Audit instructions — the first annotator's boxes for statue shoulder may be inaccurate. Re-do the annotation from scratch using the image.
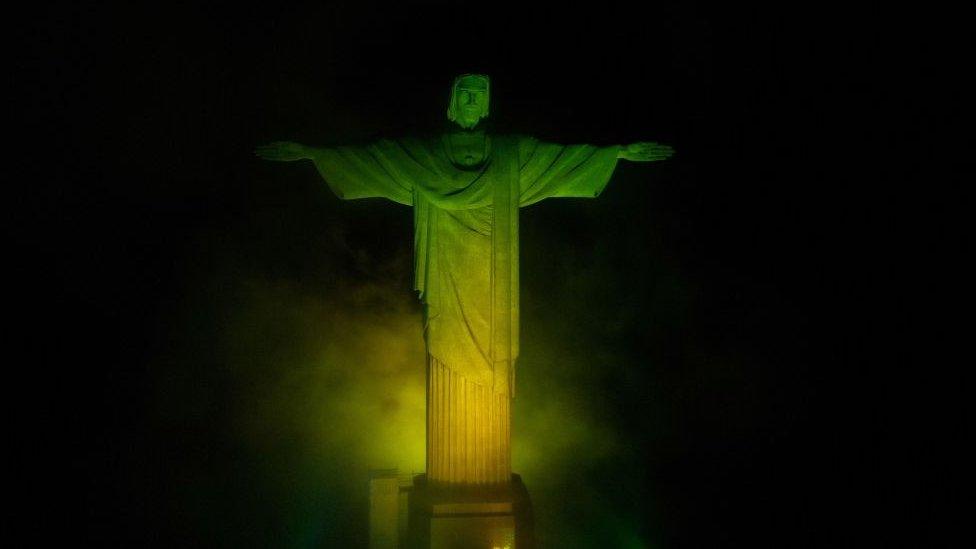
[381,134,440,155]
[509,134,541,161]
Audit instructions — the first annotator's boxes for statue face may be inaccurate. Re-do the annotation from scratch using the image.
[454,87,488,128]
[448,74,490,129]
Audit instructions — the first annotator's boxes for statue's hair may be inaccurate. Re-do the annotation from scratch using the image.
[446,74,490,123]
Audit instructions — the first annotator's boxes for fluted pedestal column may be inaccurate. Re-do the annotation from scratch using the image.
[416,355,532,547]
[426,355,511,486]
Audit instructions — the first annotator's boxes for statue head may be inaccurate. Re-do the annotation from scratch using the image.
[446,74,490,129]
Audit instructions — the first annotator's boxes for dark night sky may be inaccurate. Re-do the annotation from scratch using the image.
[11,2,957,548]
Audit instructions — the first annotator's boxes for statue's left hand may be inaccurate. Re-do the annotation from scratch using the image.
[618,142,675,162]
[254,141,311,162]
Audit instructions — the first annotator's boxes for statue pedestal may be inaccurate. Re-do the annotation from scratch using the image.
[406,474,533,549]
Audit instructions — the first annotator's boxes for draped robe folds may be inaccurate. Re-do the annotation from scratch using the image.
[312,134,619,484]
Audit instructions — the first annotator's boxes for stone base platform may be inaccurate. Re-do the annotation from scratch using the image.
[405,474,533,549]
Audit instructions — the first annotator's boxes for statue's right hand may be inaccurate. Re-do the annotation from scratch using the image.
[254,141,310,162]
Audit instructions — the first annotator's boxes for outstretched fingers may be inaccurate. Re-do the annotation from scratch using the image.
[254,141,300,161]
[647,143,675,161]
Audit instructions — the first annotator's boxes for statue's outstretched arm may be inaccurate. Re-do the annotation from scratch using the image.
[254,141,316,162]
[256,139,414,204]
[617,141,675,162]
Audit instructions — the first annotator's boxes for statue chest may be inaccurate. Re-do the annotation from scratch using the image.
[445,132,491,168]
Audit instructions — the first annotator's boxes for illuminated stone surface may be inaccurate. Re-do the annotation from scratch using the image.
[431,514,514,549]
[406,474,532,549]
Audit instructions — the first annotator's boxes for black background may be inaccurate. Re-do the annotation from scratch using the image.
[11,2,956,547]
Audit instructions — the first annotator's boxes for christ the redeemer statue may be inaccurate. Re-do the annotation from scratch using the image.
[256,74,673,487]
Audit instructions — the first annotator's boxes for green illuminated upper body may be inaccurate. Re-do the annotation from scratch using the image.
[256,75,674,394]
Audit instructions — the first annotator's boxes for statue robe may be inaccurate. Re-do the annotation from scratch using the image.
[312,134,619,484]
